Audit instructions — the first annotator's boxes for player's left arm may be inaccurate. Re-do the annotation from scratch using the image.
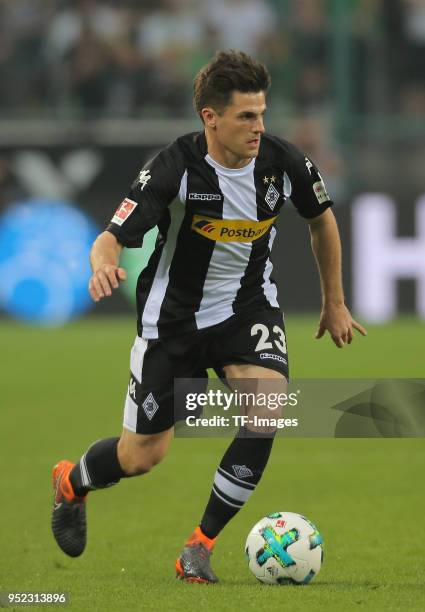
[308,208,367,347]
[285,143,367,348]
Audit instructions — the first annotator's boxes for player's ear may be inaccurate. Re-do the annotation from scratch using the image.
[202,107,217,129]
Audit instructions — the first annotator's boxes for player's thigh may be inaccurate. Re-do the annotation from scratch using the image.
[123,336,177,436]
[215,308,289,381]
[223,363,285,380]
[223,364,288,408]
[123,334,208,436]
[216,311,289,431]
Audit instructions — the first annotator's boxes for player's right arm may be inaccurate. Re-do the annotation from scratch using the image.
[89,231,126,302]
[89,140,185,302]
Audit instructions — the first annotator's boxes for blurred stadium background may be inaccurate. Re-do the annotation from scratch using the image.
[0,0,424,323]
[1,3,424,609]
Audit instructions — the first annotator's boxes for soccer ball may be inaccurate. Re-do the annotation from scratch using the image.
[245,511,323,585]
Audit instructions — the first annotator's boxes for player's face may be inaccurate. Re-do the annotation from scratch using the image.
[204,91,267,167]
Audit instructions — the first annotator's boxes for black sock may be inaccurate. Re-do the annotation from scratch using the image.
[70,437,127,497]
[200,428,275,539]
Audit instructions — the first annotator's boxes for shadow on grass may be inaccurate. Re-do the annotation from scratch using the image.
[180,579,372,588]
[219,579,424,590]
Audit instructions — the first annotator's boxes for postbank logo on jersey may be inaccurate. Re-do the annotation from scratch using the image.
[191,215,277,242]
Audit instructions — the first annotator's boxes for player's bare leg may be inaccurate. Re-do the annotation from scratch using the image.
[51,427,173,557]
[176,365,285,583]
[117,427,174,475]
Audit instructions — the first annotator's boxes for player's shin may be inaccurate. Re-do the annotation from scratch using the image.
[69,437,128,497]
[198,427,276,539]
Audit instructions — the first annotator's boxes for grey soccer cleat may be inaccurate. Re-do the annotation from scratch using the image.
[51,460,87,558]
[176,528,219,583]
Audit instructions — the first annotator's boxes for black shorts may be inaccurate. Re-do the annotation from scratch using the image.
[122,307,289,434]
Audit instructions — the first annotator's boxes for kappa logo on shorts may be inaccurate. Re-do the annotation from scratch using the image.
[142,392,159,420]
[232,465,253,479]
[129,378,137,401]
[260,352,287,365]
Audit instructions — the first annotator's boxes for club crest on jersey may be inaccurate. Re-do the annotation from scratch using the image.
[265,182,280,210]
[138,169,151,191]
[191,215,277,242]
[111,198,137,226]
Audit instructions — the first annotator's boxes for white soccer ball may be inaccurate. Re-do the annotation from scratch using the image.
[245,511,323,585]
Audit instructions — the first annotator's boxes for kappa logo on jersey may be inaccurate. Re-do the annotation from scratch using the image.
[265,182,280,210]
[305,157,314,175]
[313,180,330,205]
[188,192,222,201]
[142,392,159,420]
[191,215,276,242]
[232,465,253,478]
[112,198,137,226]
[138,169,152,191]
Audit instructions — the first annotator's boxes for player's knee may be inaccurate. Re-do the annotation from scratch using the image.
[120,455,159,476]
[118,433,169,476]
[119,448,164,476]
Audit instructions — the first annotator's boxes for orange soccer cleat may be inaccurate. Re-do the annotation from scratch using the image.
[176,526,219,584]
[51,460,87,558]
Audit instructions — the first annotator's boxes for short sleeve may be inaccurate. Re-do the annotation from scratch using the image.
[106,141,185,248]
[287,146,333,219]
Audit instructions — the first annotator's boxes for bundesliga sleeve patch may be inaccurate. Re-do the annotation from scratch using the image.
[313,180,330,205]
[111,198,138,226]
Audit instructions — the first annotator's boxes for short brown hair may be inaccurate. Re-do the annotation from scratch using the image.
[193,50,271,121]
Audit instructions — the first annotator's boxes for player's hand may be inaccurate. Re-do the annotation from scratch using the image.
[315,303,367,348]
[89,265,127,302]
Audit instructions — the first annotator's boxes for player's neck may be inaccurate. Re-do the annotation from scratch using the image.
[205,131,253,170]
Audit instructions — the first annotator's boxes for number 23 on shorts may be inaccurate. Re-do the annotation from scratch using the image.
[250,322,287,354]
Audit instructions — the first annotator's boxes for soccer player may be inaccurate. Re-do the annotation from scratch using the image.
[51,51,366,583]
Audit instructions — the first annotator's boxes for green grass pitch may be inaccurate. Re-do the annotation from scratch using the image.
[0,316,424,611]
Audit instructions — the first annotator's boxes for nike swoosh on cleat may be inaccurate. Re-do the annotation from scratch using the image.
[54,478,62,503]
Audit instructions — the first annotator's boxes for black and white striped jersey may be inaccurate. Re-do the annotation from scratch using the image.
[106,131,332,339]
